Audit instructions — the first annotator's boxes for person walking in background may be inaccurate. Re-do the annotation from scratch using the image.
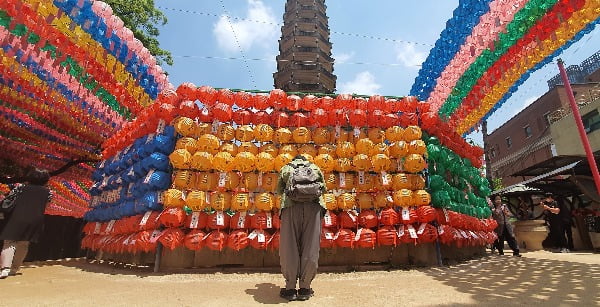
[491,195,521,257]
[0,168,51,279]
[541,192,570,253]
[276,155,326,301]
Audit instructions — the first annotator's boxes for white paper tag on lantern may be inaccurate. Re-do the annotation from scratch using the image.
[202,232,211,241]
[397,160,404,172]
[205,192,211,203]
[105,220,116,233]
[349,210,357,222]
[181,191,187,201]
[460,229,469,238]
[470,231,479,239]
[94,222,101,234]
[218,172,227,188]
[257,232,266,243]
[325,232,334,240]
[354,228,363,241]
[381,171,390,185]
[339,173,346,188]
[216,211,225,226]
[386,195,393,204]
[140,211,152,226]
[149,229,164,243]
[417,223,427,235]
[324,211,332,226]
[442,208,450,223]
[248,230,258,240]
[156,119,166,134]
[257,172,263,188]
[407,225,418,239]
[335,125,341,139]
[143,169,155,184]
[402,208,410,221]
[237,211,247,228]
[358,171,365,185]
[354,127,360,138]
[99,160,106,169]
[145,133,155,144]
[438,225,445,235]
[333,230,340,240]
[397,226,405,238]
[266,212,273,228]
[157,191,165,204]
[190,211,200,228]
[211,119,220,134]
[127,168,135,177]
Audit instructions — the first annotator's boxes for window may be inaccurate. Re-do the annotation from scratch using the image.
[506,137,512,148]
[524,125,532,138]
[582,109,600,133]
[543,112,552,127]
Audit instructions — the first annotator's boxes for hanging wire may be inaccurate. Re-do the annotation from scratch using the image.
[157,6,433,47]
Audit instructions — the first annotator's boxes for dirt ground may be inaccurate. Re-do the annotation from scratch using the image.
[0,250,599,307]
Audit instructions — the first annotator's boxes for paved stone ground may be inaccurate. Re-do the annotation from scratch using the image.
[0,250,598,306]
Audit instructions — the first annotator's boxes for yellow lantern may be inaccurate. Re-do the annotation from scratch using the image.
[213,152,234,172]
[292,127,312,143]
[198,134,221,154]
[254,123,274,142]
[279,144,298,157]
[255,192,274,211]
[353,154,372,172]
[323,173,337,190]
[314,154,336,173]
[336,141,356,158]
[298,144,318,157]
[172,170,193,189]
[413,190,431,206]
[355,172,374,191]
[389,141,409,158]
[194,172,217,191]
[337,193,356,210]
[409,174,426,190]
[174,117,196,137]
[392,173,411,190]
[374,192,393,208]
[260,143,279,156]
[196,123,211,137]
[274,153,294,171]
[355,138,374,155]
[163,189,185,207]
[255,152,275,172]
[169,149,191,169]
[210,191,232,211]
[313,127,332,144]
[261,173,279,192]
[375,172,393,190]
[337,172,355,190]
[335,158,353,172]
[231,193,251,211]
[241,172,259,191]
[233,152,256,172]
[185,190,208,211]
[357,193,374,209]
[392,189,413,207]
[318,144,337,157]
[367,127,385,143]
[323,193,337,211]
[403,125,422,142]
[275,127,292,144]
[403,154,427,173]
[371,154,391,172]
[385,126,404,142]
[369,143,389,156]
[235,125,255,142]
[175,137,198,154]
[189,151,213,171]
[219,142,238,156]
[408,140,427,155]
[238,142,259,155]
[216,123,235,141]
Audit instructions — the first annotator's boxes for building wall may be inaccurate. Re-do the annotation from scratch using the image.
[486,84,598,187]
[551,97,600,155]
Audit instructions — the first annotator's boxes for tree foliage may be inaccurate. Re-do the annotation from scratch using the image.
[492,178,504,191]
[105,0,173,66]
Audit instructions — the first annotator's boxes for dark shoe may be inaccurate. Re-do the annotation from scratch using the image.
[513,253,522,257]
[279,288,297,301]
[297,288,314,301]
[498,251,504,256]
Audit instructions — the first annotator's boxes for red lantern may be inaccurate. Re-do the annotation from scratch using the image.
[320,228,336,248]
[368,95,386,112]
[227,229,249,251]
[176,82,197,101]
[302,95,318,111]
[253,94,270,110]
[179,100,199,119]
[286,95,302,111]
[383,113,399,129]
[198,107,213,123]
[197,85,218,107]
[367,109,385,127]
[379,207,399,226]
[289,112,308,127]
[232,109,252,125]
[234,91,252,109]
[213,102,233,122]
[157,89,179,105]
[377,226,398,246]
[310,108,328,127]
[358,209,378,229]
[349,109,367,127]
[335,229,355,248]
[335,93,353,109]
[320,96,334,111]
[269,89,287,109]
[339,211,358,229]
[184,229,207,251]
[354,97,368,111]
[217,88,235,106]
[355,228,377,249]
[272,111,289,128]
[329,109,347,126]
[398,96,418,113]
[253,111,272,125]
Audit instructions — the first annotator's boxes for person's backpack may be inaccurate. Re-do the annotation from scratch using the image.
[285,163,322,203]
[0,184,23,214]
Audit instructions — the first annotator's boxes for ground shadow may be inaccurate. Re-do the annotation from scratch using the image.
[245,282,289,304]
[425,253,600,306]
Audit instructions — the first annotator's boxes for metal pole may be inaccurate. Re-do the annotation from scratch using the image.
[557,59,600,194]
[154,243,163,273]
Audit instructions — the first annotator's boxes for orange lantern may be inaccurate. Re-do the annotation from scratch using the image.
[318,144,337,157]
[392,189,413,207]
[254,124,274,142]
[313,127,332,144]
[389,141,409,158]
[336,158,353,173]
[352,154,372,172]
[176,137,198,154]
[235,125,255,142]
[385,126,404,142]
[238,142,259,155]
[190,151,213,171]
[403,154,427,173]
[403,125,422,141]
[220,143,238,156]
[275,128,292,144]
[260,143,279,156]
[256,152,275,172]
[408,140,427,155]
[355,138,374,155]
[274,153,294,171]
[213,152,235,172]
[357,193,374,209]
[292,127,312,143]
[174,117,196,137]
[314,154,336,173]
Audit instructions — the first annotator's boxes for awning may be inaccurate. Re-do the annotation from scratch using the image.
[492,161,580,195]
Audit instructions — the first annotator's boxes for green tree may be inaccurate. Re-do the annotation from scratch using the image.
[492,178,504,191]
[106,0,173,66]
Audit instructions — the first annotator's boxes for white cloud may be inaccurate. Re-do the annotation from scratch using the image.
[213,0,278,53]
[395,43,426,68]
[510,96,539,118]
[338,71,382,95]
[334,52,355,64]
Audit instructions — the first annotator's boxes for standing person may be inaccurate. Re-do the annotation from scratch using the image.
[276,155,326,301]
[541,192,569,253]
[491,195,521,257]
[0,168,51,279]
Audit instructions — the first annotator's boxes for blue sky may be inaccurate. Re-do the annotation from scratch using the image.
[155,0,600,145]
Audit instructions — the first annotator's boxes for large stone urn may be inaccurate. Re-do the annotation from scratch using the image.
[513,220,548,251]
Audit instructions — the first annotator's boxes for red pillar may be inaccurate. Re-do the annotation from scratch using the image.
[557,59,600,194]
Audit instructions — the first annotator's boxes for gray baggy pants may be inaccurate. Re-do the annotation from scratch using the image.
[279,203,322,290]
